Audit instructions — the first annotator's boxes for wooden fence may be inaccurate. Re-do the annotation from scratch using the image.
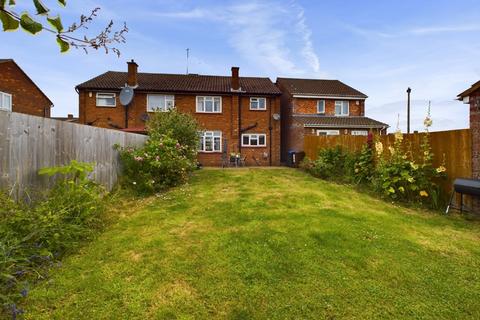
[0,111,147,198]
[304,129,472,195]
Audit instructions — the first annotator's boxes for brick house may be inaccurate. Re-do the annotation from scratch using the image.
[0,59,53,117]
[76,61,282,166]
[276,78,388,160]
[458,80,480,182]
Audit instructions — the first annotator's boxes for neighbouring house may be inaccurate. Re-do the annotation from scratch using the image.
[0,59,53,117]
[458,80,480,183]
[76,60,282,166]
[51,114,79,123]
[276,77,389,160]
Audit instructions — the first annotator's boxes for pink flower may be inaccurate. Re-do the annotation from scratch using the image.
[176,143,181,148]
[134,156,144,162]
[155,156,160,161]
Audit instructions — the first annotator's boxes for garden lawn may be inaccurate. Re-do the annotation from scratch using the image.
[25,168,480,319]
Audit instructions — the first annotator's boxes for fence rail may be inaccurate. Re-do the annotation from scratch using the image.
[0,111,147,198]
[304,129,472,194]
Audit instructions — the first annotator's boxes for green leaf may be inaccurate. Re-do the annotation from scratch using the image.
[9,0,15,5]
[57,0,66,6]
[47,15,63,32]
[33,0,49,15]
[20,12,42,34]
[0,10,19,31]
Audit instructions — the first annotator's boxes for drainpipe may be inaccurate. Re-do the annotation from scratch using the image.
[269,97,273,166]
[238,93,242,154]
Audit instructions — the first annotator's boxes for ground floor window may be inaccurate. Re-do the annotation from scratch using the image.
[198,131,222,152]
[316,130,340,136]
[351,130,368,136]
[242,133,266,147]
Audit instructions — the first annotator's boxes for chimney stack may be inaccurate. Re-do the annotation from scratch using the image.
[67,114,73,119]
[127,59,138,87]
[231,66,240,91]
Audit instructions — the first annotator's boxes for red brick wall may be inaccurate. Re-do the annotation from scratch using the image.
[292,97,365,116]
[470,90,480,180]
[0,61,52,117]
[78,89,281,166]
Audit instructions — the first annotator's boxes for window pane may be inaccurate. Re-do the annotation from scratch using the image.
[97,93,115,106]
[205,136,213,151]
[214,137,221,151]
[214,97,221,112]
[251,135,258,146]
[243,135,249,145]
[148,95,165,111]
[343,101,349,115]
[197,97,204,112]
[251,100,258,109]
[205,98,213,112]
[259,98,266,109]
[198,135,204,151]
[259,135,265,145]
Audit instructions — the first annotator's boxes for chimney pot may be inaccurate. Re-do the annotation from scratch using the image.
[67,114,73,119]
[127,59,138,87]
[231,66,240,91]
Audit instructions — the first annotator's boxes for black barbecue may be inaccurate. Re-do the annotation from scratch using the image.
[446,178,480,214]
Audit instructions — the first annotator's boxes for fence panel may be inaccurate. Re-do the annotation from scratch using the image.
[0,111,147,198]
[304,129,472,195]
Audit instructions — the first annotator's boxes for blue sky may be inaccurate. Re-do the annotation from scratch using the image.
[1,0,479,132]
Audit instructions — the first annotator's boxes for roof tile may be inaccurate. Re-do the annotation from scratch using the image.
[293,115,388,128]
[277,78,367,98]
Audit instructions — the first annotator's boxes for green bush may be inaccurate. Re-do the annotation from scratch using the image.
[353,143,375,184]
[146,109,199,163]
[300,146,353,181]
[0,161,105,317]
[116,110,200,194]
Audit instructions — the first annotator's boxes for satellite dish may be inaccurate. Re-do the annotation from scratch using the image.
[273,113,280,121]
[119,86,134,106]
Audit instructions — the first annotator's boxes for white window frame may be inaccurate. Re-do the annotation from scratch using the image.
[0,91,12,111]
[241,133,267,147]
[334,100,349,116]
[196,96,222,113]
[147,94,175,112]
[317,100,325,114]
[316,130,340,136]
[250,97,266,110]
[96,92,116,107]
[351,130,368,136]
[198,131,222,153]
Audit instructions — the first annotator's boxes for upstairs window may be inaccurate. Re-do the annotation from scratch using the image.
[317,100,325,114]
[96,93,116,107]
[147,94,175,112]
[196,96,222,113]
[250,97,266,110]
[0,91,12,111]
[198,131,222,152]
[242,133,266,147]
[335,100,349,116]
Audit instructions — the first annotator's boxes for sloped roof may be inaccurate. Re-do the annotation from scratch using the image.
[293,115,388,128]
[277,78,367,98]
[0,58,53,106]
[76,71,281,95]
[457,80,480,99]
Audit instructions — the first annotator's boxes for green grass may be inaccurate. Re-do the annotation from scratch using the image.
[24,168,480,319]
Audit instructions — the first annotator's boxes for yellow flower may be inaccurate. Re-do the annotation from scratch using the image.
[424,117,433,128]
[388,146,395,155]
[436,166,446,173]
[399,186,405,193]
[419,190,428,197]
[355,168,359,173]
[394,130,403,142]
[375,141,383,155]
[410,162,418,170]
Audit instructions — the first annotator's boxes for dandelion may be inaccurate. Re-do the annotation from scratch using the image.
[436,166,446,173]
[419,190,428,197]
[375,141,383,155]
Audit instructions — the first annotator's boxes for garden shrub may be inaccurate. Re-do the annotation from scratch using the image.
[0,161,105,317]
[116,110,200,194]
[301,114,447,209]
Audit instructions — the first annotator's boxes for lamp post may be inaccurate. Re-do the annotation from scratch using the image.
[406,87,411,134]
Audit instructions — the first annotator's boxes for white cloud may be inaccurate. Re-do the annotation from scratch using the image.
[155,1,321,76]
